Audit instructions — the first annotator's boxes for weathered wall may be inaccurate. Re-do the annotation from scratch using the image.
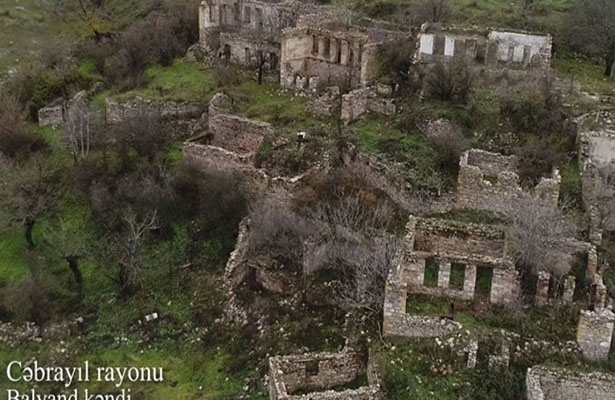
[456,149,561,215]
[416,23,552,68]
[527,366,615,400]
[268,351,381,400]
[38,104,64,126]
[576,308,615,361]
[105,97,202,124]
[208,93,272,155]
[341,87,396,124]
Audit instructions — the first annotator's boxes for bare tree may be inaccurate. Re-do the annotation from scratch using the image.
[564,0,615,78]
[419,0,451,23]
[0,156,57,248]
[63,93,91,163]
[505,194,577,279]
[101,210,160,295]
[308,190,398,313]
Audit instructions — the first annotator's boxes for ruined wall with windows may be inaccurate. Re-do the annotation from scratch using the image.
[199,0,334,68]
[280,15,407,90]
[268,351,382,400]
[456,149,561,216]
[415,23,552,68]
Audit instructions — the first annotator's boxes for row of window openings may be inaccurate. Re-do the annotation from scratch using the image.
[423,258,493,294]
[209,4,264,28]
[425,37,533,63]
[311,36,359,64]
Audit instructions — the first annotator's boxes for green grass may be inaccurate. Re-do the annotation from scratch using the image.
[116,59,217,103]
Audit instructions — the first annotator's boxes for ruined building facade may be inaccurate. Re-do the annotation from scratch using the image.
[416,23,552,68]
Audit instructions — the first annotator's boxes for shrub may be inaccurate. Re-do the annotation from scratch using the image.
[425,60,474,104]
[0,94,46,160]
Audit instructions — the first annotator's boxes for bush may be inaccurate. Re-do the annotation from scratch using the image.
[425,60,474,104]
[499,74,567,135]
[0,94,46,160]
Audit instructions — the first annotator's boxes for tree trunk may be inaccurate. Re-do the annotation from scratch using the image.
[65,256,83,296]
[25,218,35,249]
[258,64,264,85]
[607,57,615,79]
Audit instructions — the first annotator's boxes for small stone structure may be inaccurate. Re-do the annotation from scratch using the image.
[578,114,615,238]
[384,216,520,308]
[268,351,381,400]
[416,23,552,69]
[526,365,615,400]
[38,103,64,126]
[341,86,395,125]
[208,93,272,155]
[104,96,202,124]
[456,149,561,215]
[576,308,615,361]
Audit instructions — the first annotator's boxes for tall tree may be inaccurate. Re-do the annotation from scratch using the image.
[564,0,615,78]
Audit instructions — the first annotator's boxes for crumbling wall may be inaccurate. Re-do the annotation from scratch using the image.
[105,97,202,124]
[182,143,268,199]
[576,308,615,361]
[416,24,552,68]
[341,87,396,125]
[385,216,520,309]
[208,93,272,155]
[38,104,64,126]
[456,149,561,215]
[527,366,615,400]
[268,351,381,400]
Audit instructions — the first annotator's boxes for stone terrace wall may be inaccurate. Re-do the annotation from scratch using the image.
[341,87,396,125]
[182,143,268,199]
[105,97,202,124]
[527,366,615,400]
[208,93,273,155]
[268,351,381,400]
[456,149,560,215]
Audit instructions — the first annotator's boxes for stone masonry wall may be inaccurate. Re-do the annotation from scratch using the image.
[341,87,396,125]
[268,351,381,400]
[105,97,202,124]
[456,149,561,216]
[576,308,615,361]
[208,93,272,155]
[527,366,615,400]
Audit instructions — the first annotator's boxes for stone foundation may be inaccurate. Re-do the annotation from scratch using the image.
[104,97,202,124]
[208,93,272,155]
[268,351,381,400]
[38,104,64,126]
[527,366,615,400]
[576,308,615,361]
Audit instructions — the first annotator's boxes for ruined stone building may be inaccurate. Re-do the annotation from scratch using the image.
[281,15,408,90]
[577,112,615,242]
[387,216,520,306]
[416,23,552,68]
[456,149,561,216]
[199,0,337,69]
[268,351,382,399]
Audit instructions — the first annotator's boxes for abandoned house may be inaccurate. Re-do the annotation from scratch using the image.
[456,149,561,216]
[199,0,337,69]
[416,23,552,68]
[578,113,615,241]
[280,14,408,90]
